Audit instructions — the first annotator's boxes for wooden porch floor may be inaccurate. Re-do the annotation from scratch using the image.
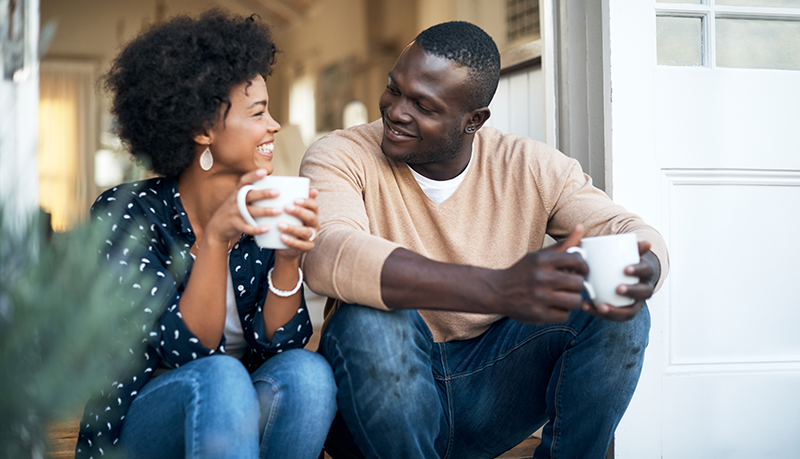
[46,416,540,459]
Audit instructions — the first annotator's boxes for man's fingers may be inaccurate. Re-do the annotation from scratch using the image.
[550,224,584,252]
[582,298,642,321]
[617,283,652,300]
[637,240,652,256]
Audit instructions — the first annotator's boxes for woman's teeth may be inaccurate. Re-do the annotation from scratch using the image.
[256,143,274,153]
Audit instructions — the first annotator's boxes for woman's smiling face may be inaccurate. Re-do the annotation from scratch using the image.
[207,74,281,176]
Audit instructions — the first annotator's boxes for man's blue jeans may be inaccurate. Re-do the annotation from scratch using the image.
[118,350,337,459]
[319,303,650,459]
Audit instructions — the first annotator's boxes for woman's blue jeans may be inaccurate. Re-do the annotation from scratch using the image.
[118,349,337,459]
[319,303,650,459]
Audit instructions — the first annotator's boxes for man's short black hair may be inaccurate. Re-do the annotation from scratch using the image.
[414,21,501,111]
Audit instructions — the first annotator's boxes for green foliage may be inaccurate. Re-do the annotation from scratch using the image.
[0,210,150,459]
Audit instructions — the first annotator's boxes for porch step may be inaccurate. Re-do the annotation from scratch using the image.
[496,436,541,458]
[46,417,539,459]
[45,414,81,459]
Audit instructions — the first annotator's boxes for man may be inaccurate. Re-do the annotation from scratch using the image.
[300,21,668,459]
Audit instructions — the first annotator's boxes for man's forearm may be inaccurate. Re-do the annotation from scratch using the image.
[380,247,500,313]
[379,232,656,323]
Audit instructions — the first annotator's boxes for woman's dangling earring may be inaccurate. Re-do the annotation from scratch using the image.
[200,145,214,171]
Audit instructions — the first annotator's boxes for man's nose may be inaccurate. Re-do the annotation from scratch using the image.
[384,98,412,124]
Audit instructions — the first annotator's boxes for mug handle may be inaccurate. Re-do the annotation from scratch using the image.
[566,246,596,301]
[236,185,260,227]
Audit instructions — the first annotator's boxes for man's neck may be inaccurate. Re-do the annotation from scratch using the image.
[408,139,474,181]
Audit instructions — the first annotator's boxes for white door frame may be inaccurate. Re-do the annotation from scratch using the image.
[599,1,663,454]
[540,0,609,191]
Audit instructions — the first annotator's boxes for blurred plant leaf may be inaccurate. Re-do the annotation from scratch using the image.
[0,206,154,459]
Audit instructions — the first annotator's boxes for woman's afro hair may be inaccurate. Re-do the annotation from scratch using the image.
[103,9,277,178]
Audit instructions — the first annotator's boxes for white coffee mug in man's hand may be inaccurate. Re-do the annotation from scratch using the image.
[237,176,310,249]
[566,233,640,307]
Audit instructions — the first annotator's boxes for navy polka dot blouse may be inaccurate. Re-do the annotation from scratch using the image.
[75,177,312,459]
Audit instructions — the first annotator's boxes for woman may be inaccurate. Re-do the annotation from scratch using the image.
[76,10,336,459]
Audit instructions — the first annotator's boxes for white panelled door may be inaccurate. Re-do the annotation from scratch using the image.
[486,64,546,142]
[607,1,800,458]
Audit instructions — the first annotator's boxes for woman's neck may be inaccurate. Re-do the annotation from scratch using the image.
[177,167,238,240]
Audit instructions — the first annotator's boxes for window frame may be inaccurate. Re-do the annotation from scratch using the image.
[656,0,800,69]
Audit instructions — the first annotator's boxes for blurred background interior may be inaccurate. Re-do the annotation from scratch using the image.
[35,0,545,233]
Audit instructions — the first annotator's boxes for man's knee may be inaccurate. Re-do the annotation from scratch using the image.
[621,303,651,350]
[322,306,441,458]
[592,304,651,376]
[320,304,434,398]
[321,303,430,360]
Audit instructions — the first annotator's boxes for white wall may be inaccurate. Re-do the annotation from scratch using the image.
[487,65,546,143]
[1,0,40,235]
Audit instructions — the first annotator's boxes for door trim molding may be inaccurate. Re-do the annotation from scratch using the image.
[663,168,800,187]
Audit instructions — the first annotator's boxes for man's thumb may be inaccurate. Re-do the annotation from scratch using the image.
[554,224,584,251]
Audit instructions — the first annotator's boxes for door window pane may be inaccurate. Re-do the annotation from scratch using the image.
[717,0,800,7]
[657,0,702,3]
[657,16,704,66]
[717,18,800,70]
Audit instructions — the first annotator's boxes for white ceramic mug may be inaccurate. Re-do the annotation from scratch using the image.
[237,176,310,249]
[566,233,640,307]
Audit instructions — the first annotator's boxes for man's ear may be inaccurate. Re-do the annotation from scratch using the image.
[466,107,491,132]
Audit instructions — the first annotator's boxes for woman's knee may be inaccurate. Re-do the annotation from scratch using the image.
[181,355,258,405]
[252,349,336,414]
[275,349,335,397]
[196,354,250,381]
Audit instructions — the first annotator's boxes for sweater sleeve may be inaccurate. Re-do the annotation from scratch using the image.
[534,146,670,292]
[299,126,401,309]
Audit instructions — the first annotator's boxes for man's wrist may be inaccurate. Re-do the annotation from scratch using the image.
[644,250,661,288]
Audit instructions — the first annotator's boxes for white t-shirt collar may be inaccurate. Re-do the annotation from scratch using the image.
[407,144,473,205]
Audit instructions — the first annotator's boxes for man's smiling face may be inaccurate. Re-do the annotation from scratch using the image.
[378,42,474,178]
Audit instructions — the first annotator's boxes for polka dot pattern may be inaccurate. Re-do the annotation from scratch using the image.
[76,177,312,458]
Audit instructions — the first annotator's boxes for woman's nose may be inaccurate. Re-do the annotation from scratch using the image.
[267,112,281,133]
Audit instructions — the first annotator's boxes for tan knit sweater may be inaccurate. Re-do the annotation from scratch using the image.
[300,121,669,342]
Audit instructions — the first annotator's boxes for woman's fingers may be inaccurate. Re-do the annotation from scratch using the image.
[277,222,315,242]
[275,191,319,253]
[285,203,318,227]
[274,223,315,257]
[237,168,268,187]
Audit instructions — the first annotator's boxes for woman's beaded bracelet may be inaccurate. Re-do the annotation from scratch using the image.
[267,267,303,297]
